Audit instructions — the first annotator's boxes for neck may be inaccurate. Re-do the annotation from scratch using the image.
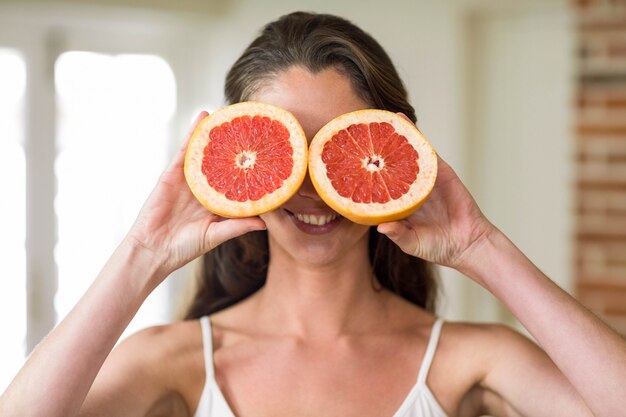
[252,232,389,339]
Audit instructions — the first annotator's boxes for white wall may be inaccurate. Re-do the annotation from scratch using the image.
[461,2,575,329]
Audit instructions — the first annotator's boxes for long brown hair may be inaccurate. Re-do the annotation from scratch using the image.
[185,11,438,319]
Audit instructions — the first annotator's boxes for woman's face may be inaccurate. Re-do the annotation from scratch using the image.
[250,66,372,266]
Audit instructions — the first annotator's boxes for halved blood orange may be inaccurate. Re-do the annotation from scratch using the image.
[308,110,437,225]
[184,102,308,217]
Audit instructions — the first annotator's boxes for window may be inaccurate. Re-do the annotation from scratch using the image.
[0,7,202,393]
[54,51,177,339]
[0,47,181,390]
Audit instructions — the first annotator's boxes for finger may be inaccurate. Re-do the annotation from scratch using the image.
[207,217,267,249]
[377,221,418,256]
[436,153,451,171]
[168,111,210,171]
[182,111,210,149]
[396,112,413,124]
[397,112,431,139]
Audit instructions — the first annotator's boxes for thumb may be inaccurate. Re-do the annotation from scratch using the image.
[377,221,419,257]
[207,217,267,249]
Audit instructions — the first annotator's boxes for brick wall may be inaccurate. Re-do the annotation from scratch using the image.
[575,0,626,335]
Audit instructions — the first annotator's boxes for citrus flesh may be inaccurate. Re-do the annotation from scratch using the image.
[308,110,437,225]
[185,102,308,217]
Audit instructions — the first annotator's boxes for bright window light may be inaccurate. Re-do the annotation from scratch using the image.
[0,48,27,392]
[54,51,177,340]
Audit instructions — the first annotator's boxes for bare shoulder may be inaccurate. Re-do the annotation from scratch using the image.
[432,321,591,417]
[120,319,203,358]
[432,320,539,388]
[440,320,529,354]
[120,319,206,396]
[81,320,206,417]
[424,320,533,417]
[438,320,553,384]
[377,294,537,416]
[108,319,205,379]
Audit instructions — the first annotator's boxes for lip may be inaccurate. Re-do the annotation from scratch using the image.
[284,209,342,235]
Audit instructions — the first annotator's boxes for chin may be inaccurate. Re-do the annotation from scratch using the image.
[295,242,347,266]
[267,224,370,267]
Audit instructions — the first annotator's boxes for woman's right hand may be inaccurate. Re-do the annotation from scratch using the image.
[126,111,266,280]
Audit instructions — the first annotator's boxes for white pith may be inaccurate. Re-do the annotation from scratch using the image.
[363,154,384,172]
[236,150,257,169]
[293,213,338,226]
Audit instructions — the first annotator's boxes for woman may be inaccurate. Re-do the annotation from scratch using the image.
[1,11,624,417]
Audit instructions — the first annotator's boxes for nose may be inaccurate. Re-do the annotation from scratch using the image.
[296,170,322,201]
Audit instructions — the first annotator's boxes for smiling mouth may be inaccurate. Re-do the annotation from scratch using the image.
[284,209,341,226]
[291,212,338,226]
[283,209,343,235]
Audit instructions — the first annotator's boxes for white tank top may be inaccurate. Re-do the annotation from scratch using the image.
[193,316,448,417]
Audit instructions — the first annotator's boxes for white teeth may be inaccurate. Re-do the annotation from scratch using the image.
[294,213,337,226]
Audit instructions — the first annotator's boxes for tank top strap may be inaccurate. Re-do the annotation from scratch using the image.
[416,317,444,386]
[199,316,215,378]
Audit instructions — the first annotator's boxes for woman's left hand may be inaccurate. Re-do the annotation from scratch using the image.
[377,154,494,270]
